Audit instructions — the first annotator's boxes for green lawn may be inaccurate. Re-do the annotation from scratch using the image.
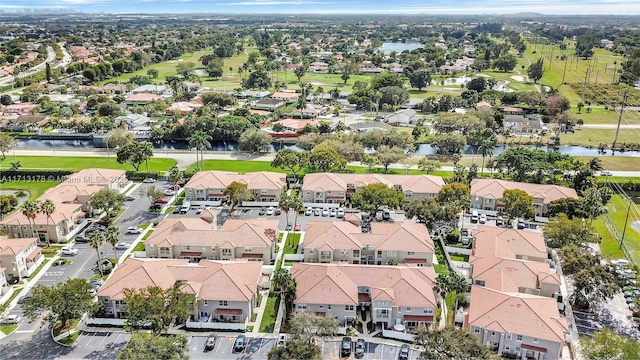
[0,324,18,335]
[0,180,59,201]
[0,156,177,173]
[284,233,301,255]
[574,107,622,125]
[258,293,279,333]
[594,195,640,264]
[559,129,638,148]
[188,159,285,173]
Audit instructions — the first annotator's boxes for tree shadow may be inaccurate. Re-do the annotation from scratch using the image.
[0,328,74,360]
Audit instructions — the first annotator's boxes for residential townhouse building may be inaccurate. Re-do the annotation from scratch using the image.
[96,258,262,328]
[470,225,549,263]
[184,171,286,206]
[144,214,278,265]
[466,286,568,360]
[291,263,438,330]
[0,235,44,282]
[302,221,434,266]
[302,173,444,205]
[470,179,578,218]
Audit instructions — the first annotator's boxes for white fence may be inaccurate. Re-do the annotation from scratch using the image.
[0,287,14,307]
[283,254,304,261]
[189,201,222,207]
[133,251,146,258]
[186,320,246,331]
[242,201,278,207]
[444,246,472,256]
[303,202,341,209]
[382,329,415,342]
[85,317,127,326]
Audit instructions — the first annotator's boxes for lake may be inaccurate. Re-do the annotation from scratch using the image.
[379,42,424,53]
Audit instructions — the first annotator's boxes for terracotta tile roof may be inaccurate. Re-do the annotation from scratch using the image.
[0,235,38,255]
[302,173,444,194]
[26,246,42,260]
[471,226,548,261]
[0,203,82,226]
[470,179,578,204]
[185,171,286,192]
[291,263,437,308]
[468,286,568,343]
[97,258,262,302]
[272,92,301,100]
[64,168,126,186]
[272,119,317,130]
[125,93,166,102]
[470,256,559,293]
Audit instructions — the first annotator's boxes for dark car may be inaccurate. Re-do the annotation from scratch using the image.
[258,207,266,216]
[233,334,246,353]
[285,222,293,231]
[354,339,366,358]
[150,204,162,210]
[204,336,216,351]
[126,196,135,201]
[341,337,352,357]
[75,234,89,243]
[173,206,181,214]
[398,344,410,360]
[275,208,282,216]
[94,220,111,226]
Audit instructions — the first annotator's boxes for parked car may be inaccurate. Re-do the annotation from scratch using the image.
[233,334,246,352]
[276,334,287,347]
[470,210,479,223]
[341,337,352,357]
[204,336,216,351]
[337,208,345,218]
[89,278,104,287]
[322,208,329,217]
[149,204,162,210]
[126,226,143,234]
[115,243,130,250]
[266,206,275,215]
[86,224,106,234]
[173,207,181,214]
[601,170,612,176]
[168,184,181,190]
[143,178,156,183]
[2,315,20,324]
[313,208,321,216]
[61,246,79,256]
[88,287,97,296]
[275,208,282,216]
[285,223,293,231]
[294,224,301,232]
[259,207,266,215]
[355,339,366,358]
[479,214,487,224]
[17,294,32,304]
[330,208,337,217]
[75,234,89,243]
[155,198,169,204]
[93,259,113,273]
[517,219,526,229]
[126,196,135,201]
[398,344,410,360]
[496,216,504,226]
[305,207,313,216]
[164,189,176,196]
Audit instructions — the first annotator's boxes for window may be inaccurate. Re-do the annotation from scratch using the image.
[260,190,268,195]
[406,307,411,312]
[516,334,522,342]
[345,305,354,311]
[202,246,206,251]
[297,304,307,310]
[423,308,433,315]
[505,345,511,351]
[491,331,496,336]
[533,338,539,343]
[341,249,349,255]
[222,249,232,256]
[387,251,396,257]
[328,305,331,310]
[245,247,252,252]
[515,347,521,353]
[219,301,228,307]
[319,305,324,309]
[506,334,512,340]
[204,300,208,306]
[474,327,481,334]
[309,249,314,254]
[407,251,415,256]
[183,245,191,251]
[398,307,402,313]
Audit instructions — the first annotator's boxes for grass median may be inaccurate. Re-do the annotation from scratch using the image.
[0,156,177,173]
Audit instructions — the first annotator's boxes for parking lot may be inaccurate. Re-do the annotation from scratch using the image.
[68,331,131,359]
[322,340,419,360]
[187,335,275,360]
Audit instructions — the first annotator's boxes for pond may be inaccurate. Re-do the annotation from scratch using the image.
[379,42,424,53]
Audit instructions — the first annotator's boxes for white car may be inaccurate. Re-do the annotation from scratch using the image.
[600,171,612,176]
[313,208,321,216]
[266,206,275,215]
[164,189,175,196]
[2,314,20,324]
[329,208,337,217]
[142,178,156,183]
[479,214,487,224]
[61,247,79,256]
[305,207,313,216]
[115,243,130,250]
[126,226,143,234]
[322,208,329,217]
[337,208,345,218]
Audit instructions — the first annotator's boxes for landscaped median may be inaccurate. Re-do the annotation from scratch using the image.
[52,319,82,346]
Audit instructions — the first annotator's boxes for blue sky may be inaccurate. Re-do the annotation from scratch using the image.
[0,0,638,15]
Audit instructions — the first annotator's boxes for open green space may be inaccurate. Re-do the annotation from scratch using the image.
[559,129,638,148]
[0,156,177,173]
[574,107,623,125]
[284,233,301,255]
[0,324,18,335]
[258,293,279,333]
[575,156,640,172]
[0,180,59,201]
[594,195,640,264]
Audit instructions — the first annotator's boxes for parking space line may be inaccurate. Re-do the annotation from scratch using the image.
[97,333,111,347]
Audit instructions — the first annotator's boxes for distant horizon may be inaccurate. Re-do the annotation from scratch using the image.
[0,0,638,16]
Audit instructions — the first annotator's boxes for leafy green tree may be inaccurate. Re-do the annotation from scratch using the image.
[375,146,407,172]
[90,188,127,213]
[403,198,457,227]
[570,263,620,309]
[146,68,159,79]
[581,187,607,224]
[142,186,164,204]
[272,123,285,133]
[548,198,588,219]
[432,133,466,155]
[175,61,195,77]
[140,141,154,172]
[501,189,535,220]
[105,128,134,149]
[351,182,405,215]
[492,55,518,72]
[271,149,308,183]
[239,128,272,152]
[188,130,212,171]
[268,338,321,360]
[224,181,253,213]
[417,158,441,174]
[122,284,195,334]
[116,142,153,171]
[308,145,346,172]
[21,200,38,237]
[413,326,495,360]
[527,58,545,83]
[98,102,122,116]
[0,195,18,216]
[117,333,189,360]
[408,70,432,91]
[246,69,271,89]
[435,183,470,212]
[361,154,380,173]
[581,328,640,360]
[287,311,339,343]
[543,213,599,248]
[0,94,12,106]
[370,72,405,89]
[293,66,306,82]
[0,133,16,159]
[477,139,495,177]
[23,278,98,333]
[559,245,600,275]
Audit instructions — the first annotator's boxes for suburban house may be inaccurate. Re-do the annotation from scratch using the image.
[384,109,422,125]
[302,173,444,205]
[115,114,156,130]
[184,171,286,206]
[349,122,393,133]
[131,84,168,95]
[466,286,568,360]
[503,115,543,134]
[470,225,549,263]
[502,107,524,115]
[95,258,262,329]
[302,221,434,266]
[144,215,279,265]
[470,179,578,218]
[308,61,329,73]
[2,102,37,115]
[0,235,44,283]
[271,92,300,103]
[270,119,318,133]
[253,99,285,110]
[123,93,166,105]
[11,115,48,131]
[166,101,203,115]
[291,263,438,330]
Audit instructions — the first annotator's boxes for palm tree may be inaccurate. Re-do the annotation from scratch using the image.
[271,267,291,295]
[290,195,304,229]
[373,91,382,117]
[477,140,495,177]
[297,82,313,119]
[189,130,212,171]
[167,165,183,185]
[89,231,105,276]
[278,189,292,226]
[140,142,154,172]
[38,199,56,247]
[105,226,120,265]
[21,201,38,241]
[434,274,450,300]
